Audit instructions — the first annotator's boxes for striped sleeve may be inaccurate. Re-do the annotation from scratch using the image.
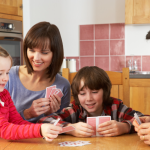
[38,101,80,126]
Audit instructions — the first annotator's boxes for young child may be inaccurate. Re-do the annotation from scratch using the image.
[38,66,144,137]
[0,46,62,141]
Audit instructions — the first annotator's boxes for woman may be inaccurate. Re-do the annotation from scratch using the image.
[5,21,71,123]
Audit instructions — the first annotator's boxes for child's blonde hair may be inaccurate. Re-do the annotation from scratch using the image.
[0,46,13,66]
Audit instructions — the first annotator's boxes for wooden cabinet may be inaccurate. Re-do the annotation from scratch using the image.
[130,79,150,115]
[0,0,22,21]
[125,0,150,24]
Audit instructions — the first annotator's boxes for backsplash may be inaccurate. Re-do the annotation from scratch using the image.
[64,23,150,72]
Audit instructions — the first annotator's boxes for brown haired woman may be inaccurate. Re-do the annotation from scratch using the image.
[5,22,71,123]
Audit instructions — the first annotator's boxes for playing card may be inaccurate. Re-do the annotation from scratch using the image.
[87,117,96,136]
[45,85,56,98]
[59,125,75,134]
[98,116,111,136]
[59,141,91,147]
[134,113,142,125]
[99,116,111,124]
[50,88,63,98]
[87,116,111,136]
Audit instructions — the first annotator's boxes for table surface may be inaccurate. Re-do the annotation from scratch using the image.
[0,133,150,150]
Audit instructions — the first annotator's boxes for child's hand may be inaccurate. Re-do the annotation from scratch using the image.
[97,120,130,136]
[136,123,150,145]
[133,116,150,132]
[41,124,62,142]
[66,122,94,137]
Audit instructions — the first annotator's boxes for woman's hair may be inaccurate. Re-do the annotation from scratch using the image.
[71,66,113,106]
[0,46,13,66]
[23,21,64,81]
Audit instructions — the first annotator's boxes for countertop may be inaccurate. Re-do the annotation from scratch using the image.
[130,71,150,78]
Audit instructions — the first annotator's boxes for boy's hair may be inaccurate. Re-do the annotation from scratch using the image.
[23,21,64,81]
[0,46,13,66]
[71,66,113,106]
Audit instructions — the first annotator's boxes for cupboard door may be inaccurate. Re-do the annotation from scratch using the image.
[130,87,150,115]
[125,0,150,24]
[0,0,22,21]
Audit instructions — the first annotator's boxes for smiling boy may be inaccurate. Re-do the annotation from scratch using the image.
[38,66,144,137]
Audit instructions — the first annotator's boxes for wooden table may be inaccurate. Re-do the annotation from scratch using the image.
[0,134,150,150]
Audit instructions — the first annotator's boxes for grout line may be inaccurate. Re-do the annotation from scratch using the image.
[94,24,95,66]
[141,55,142,71]
[109,24,110,71]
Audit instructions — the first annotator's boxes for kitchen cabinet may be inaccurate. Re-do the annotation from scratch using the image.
[0,0,22,21]
[125,0,150,24]
[130,79,150,115]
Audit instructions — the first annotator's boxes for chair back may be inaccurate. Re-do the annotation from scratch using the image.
[62,68,130,106]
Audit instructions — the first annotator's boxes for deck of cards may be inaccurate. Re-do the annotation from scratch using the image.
[45,85,63,99]
[87,116,111,136]
[59,140,91,147]
[134,112,142,126]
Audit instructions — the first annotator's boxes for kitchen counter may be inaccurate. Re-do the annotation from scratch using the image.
[130,71,150,78]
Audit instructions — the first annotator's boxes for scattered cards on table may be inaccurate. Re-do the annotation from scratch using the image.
[45,85,63,99]
[134,112,142,126]
[59,140,91,147]
[87,116,111,136]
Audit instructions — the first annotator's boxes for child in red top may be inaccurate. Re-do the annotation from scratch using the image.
[0,46,62,142]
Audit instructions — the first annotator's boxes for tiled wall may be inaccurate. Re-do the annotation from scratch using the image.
[65,23,150,72]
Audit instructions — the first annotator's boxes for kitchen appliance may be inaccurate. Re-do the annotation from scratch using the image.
[0,18,23,65]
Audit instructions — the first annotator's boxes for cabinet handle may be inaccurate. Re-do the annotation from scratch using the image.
[20,4,23,9]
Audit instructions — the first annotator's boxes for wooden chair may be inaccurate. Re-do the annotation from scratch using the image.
[62,68,130,107]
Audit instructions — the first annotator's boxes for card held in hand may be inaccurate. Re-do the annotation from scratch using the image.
[134,112,142,126]
[87,116,111,136]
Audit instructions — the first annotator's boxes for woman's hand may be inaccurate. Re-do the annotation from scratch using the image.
[45,94,61,115]
[97,120,130,136]
[41,124,62,142]
[24,98,50,119]
[67,122,94,137]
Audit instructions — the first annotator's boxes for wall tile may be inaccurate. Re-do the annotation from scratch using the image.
[95,56,109,71]
[126,56,141,71]
[95,40,109,55]
[66,57,80,71]
[80,41,94,56]
[80,25,94,40]
[95,24,109,39]
[110,23,125,39]
[80,57,94,68]
[142,56,150,71]
[110,40,125,55]
[110,56,125,71]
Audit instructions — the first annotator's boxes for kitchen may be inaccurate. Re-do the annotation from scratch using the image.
[0,0,150,148]
[0,0,150,115]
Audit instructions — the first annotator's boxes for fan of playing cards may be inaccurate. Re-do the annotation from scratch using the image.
[59,140,91,147]
[45,85,63,99]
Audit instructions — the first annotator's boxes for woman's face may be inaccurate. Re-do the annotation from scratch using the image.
[27,46,53,73]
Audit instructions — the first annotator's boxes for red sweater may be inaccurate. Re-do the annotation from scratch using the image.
[0,89,42,140]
